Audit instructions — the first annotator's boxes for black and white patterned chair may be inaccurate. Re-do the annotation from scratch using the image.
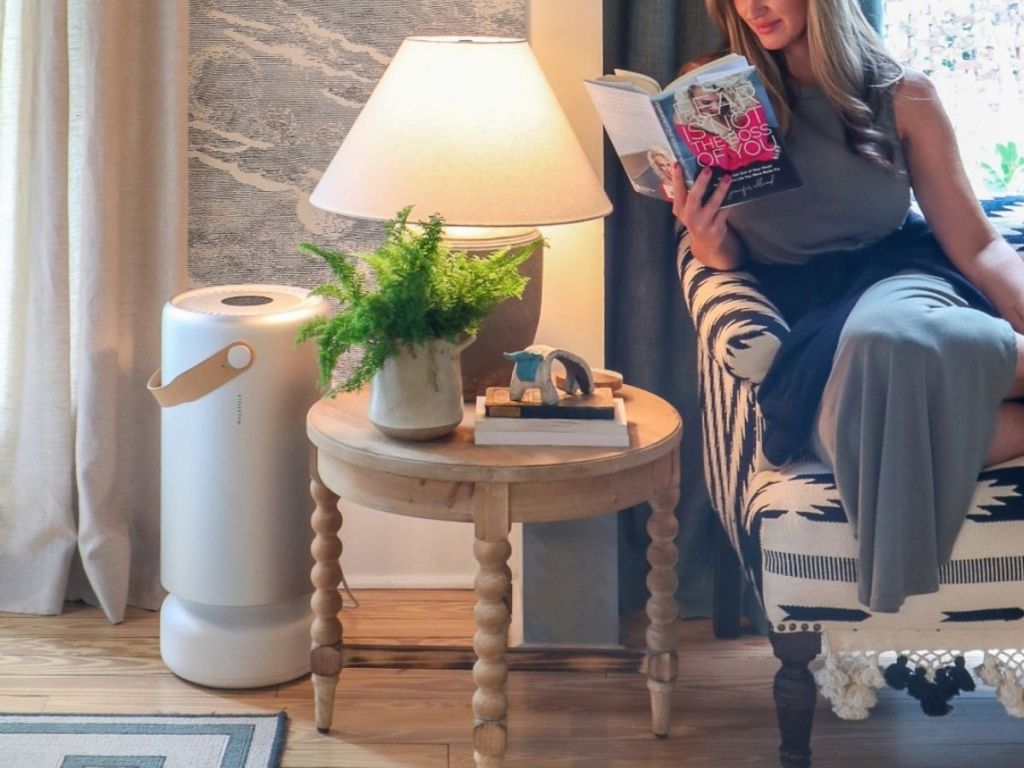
[678,197,1024,768]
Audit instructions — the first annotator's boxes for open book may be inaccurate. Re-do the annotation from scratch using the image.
[585,54,801,206]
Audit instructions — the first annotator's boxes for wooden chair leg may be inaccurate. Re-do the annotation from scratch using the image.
[712,522,743,639]
[769,631,821,768]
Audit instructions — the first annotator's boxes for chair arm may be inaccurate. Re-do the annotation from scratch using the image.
[675,230,790,566]
[677,230,789,384]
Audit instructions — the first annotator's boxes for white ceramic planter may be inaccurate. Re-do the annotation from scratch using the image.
[368,336,474,440]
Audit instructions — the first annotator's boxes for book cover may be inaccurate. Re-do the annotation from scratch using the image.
[473,397,630,448]
[483,387,615,420]
[585,54,801,206]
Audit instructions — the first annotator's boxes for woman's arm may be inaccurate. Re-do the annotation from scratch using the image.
[895,69,1024,331]
[671,164,746,270]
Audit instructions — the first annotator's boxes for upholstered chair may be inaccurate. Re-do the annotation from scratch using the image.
[677,197,1024,768]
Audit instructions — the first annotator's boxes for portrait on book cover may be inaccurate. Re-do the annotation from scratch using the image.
[671,74,781,176]
[620,146,676,200]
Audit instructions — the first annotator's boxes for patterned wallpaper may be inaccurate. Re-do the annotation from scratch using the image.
[188,0,526,287]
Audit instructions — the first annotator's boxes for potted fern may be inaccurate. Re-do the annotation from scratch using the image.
[297,207,540,440]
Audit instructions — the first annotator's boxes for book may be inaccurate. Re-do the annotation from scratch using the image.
[483,386,615,420]
[473,397,630,447]
[584,53,801,206]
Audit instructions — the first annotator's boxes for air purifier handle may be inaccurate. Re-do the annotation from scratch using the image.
[148,341,255,408]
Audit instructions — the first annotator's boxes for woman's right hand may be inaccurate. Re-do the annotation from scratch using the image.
[672,164,744,270]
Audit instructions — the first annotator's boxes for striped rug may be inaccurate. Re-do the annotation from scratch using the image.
[0,713,286,768]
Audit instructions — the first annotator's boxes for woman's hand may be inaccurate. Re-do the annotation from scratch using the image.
[672,165,744,270]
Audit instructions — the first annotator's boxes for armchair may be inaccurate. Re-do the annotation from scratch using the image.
[677,197,1024,768]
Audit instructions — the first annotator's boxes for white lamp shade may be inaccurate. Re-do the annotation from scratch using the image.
[309,36,612,227]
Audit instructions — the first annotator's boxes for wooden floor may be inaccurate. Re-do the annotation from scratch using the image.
[2,590,1022,767]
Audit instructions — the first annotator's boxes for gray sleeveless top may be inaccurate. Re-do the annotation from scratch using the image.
[728,86,911,265]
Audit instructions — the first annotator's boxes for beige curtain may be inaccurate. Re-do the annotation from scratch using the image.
[0,0,188,622]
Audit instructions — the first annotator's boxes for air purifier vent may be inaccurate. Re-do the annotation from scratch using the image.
[221,294,273,307]
[172,284,316,318]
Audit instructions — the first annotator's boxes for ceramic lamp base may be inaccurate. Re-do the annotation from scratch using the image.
[444,227,543,401]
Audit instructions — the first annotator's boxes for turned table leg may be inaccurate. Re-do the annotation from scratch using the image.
[472,483,512,768]
[310,458,344,734]
[646,483,680,738]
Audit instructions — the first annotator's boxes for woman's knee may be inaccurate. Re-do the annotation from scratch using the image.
[839,305,1006,369]
[838,309,948,366]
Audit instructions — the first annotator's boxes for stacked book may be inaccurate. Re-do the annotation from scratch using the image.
[473,387,630,447]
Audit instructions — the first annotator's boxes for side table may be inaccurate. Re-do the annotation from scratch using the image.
[306,384,682,766]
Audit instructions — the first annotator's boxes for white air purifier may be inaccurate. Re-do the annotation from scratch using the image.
[150,284,329,688]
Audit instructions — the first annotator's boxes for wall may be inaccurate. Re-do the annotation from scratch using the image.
[189,0,527,284]
[189,0,527,590]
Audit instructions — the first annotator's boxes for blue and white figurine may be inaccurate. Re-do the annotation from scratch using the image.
[504,345,594,405]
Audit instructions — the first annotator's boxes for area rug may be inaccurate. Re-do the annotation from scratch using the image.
[0,713,286,768]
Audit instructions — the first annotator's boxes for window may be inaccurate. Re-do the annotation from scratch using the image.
[884,0,1024,196]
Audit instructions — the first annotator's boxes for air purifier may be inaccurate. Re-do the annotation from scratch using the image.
[150,284,329,687]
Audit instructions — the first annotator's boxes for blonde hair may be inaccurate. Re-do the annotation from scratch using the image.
[647,148,674,181]
[703,0,903,171]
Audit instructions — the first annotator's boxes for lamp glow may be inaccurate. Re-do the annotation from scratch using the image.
[309,36,611,226]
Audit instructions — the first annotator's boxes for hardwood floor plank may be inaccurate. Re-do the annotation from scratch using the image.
[0,647,168,676]
[282,724,449,768]
[0,635,161,658]
[3,590,1024,768]
[0,605,157,638]
[0,695,47,712]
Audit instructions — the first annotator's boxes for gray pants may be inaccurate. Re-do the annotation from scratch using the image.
[813,271,1018,612]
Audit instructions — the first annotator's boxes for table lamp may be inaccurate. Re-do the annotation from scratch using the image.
[309,35,612,397]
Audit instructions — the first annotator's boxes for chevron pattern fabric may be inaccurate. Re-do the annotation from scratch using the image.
[678,200,1024,652]
[747,457,1024,640]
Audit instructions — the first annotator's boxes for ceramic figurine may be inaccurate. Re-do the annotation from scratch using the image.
[504,345,594,405]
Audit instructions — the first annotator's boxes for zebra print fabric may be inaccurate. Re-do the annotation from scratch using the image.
[677,231,787,385]
[678,232,777,572]
[677,208,1024,646]
[764,549,1024,586]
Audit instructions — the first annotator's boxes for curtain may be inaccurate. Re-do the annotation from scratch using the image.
[606,0,885,619]
[861,0,884,32]
[604,0,721,619]
[0,0,188,622]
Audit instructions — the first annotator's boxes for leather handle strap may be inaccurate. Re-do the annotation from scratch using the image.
[148,341,255,408]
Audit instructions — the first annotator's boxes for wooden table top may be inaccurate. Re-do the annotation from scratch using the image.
[307,384,682,484]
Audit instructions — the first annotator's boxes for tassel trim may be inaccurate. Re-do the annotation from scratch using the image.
[814,652,884,720]
[975,652,1024,717]
[816,647,1024,720]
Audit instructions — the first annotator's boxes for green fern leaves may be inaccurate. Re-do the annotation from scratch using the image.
[297,207,540,394]
[981,142,1024,194]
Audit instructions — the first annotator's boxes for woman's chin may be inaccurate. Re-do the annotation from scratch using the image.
[755,34,789,51]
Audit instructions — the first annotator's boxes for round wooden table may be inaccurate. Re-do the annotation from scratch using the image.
[306,385,682,767]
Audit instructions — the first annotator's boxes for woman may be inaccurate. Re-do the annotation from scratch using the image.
[672,0,1024,612]
[647,147,677,200]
